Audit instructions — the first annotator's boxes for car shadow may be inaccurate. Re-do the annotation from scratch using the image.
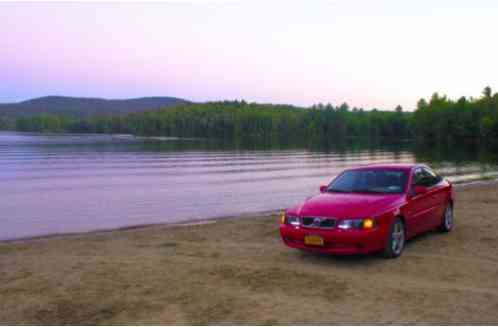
[406,231,432,244]
[404,229,443,248]
[293,230,442,264]
[295,250,381,266]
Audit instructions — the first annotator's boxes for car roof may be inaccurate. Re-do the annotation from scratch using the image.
[348,163,420,171]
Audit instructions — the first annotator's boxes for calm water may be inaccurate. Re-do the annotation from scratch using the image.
[1,131,497,240]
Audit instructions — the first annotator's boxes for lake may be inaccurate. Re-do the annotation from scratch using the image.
[1,131,497,240]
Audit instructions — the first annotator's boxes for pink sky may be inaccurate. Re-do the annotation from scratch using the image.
[1,1,498,110]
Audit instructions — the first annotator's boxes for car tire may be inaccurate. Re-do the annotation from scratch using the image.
[383,217,405,259]
[439,203,453,233]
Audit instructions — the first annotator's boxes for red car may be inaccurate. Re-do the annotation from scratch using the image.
[279,164,454,258]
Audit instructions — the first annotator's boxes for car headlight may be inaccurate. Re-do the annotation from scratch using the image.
[338,218,376,230]
[285,215,300,226]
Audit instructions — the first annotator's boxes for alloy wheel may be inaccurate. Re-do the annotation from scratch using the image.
[391,221,405,255]
[444,205,453,230]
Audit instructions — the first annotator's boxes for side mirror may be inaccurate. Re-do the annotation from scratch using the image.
[320,184,327,193]
[413,185,428,196]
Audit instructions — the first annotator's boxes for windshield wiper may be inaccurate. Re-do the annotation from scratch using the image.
[352,189,384,194]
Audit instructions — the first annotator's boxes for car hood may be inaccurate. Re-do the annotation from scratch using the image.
[287,192,405,218]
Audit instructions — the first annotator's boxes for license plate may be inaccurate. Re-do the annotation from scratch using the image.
[304,235,324,246]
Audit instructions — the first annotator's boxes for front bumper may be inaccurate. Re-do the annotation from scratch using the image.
[279,224,385,255]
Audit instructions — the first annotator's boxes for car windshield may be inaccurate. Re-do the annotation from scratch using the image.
[327,169,408,194]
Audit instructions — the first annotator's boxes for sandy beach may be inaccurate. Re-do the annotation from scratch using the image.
[1,182,498,324]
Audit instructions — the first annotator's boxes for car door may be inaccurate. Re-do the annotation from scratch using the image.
[414,167,446,232]
[405,167,434,237]
[421,167,447,228]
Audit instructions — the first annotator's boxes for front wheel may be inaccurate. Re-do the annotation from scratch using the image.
[439,203,453,233]
[383,217,405,259]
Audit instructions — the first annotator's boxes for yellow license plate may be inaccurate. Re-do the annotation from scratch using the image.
[304,235,324,246]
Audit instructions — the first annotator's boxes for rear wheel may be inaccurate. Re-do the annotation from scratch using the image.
[439,203,453,233]
[383,217,405,259]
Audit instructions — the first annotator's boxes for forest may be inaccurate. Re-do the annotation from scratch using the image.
[9,102,412,145]
[3,87,498,146]
[413,87,498,145]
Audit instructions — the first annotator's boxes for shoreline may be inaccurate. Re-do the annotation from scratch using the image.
[0,210,278,244]
[2,178,497,244]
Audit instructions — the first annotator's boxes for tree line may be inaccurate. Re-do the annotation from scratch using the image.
[4,87,498,146]
[9,101,412,144]
[413,87,498,145]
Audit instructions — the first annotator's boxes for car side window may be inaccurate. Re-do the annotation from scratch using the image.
[413,167,441,187]
[424,167,442,186]
[412,168,423,186]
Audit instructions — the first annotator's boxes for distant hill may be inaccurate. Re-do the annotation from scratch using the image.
[0,96,189,118]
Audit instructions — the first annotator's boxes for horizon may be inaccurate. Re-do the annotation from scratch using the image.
[0,88,495,111]
[2,1,498,110]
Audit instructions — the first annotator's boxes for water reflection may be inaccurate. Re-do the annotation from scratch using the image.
[0,131,496,240]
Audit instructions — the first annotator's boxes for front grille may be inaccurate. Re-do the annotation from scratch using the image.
[301,217,336,229]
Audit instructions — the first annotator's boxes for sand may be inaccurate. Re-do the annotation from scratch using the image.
[1,182,498,324]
